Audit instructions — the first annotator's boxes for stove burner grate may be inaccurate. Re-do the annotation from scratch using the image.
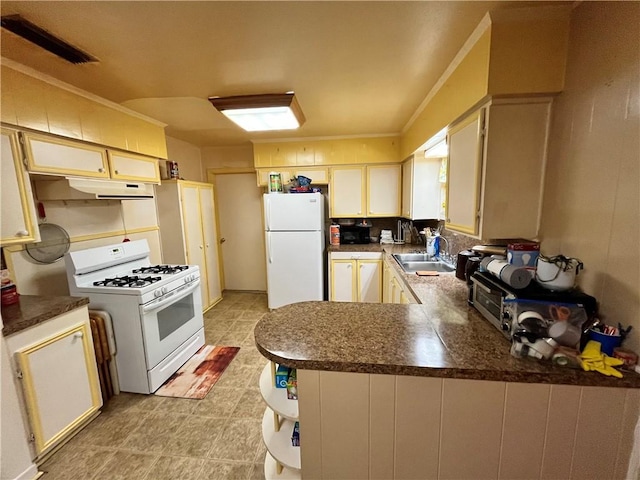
[132,265,189,275]
[93,275,162,288]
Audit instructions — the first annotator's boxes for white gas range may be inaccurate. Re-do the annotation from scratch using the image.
[65,240,204,394]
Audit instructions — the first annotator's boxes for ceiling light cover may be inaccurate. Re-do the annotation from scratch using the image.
[208,93,305,132]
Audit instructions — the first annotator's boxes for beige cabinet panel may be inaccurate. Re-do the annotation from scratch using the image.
[0,68,18,125]
[253,144,271,168]
[447,99,551,239]
[402,156,442,220]
[330,260,356,302]
[256,169,293,187]
[292,167,328,185]
[23,132,110,178]
[108,150,160,183]
[271,144,297,167]
[358,259,381,303]
[181,185,208,307]
[330,166,366,217]
[358,137,400,164]
[314,142,346,165]
[12,72,49,132]
[7,307,102,460]
[45,86,83,140]
[1,128,40,245]
[295,144,314,166]
[446,110,484,235]
[367,164,401,217]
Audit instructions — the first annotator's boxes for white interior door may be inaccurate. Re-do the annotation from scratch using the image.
[214,173,266,291]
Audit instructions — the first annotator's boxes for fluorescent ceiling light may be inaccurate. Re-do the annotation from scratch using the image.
[208,93,305,132]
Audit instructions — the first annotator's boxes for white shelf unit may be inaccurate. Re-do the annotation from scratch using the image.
[264,452,301,480]
[259,362,301,478]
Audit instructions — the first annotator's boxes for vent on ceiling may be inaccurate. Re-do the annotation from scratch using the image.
[1,14,97,64]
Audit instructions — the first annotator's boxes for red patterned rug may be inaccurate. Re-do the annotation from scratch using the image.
[154,345,240,399]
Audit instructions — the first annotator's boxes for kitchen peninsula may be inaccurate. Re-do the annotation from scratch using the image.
[254,248,640,480]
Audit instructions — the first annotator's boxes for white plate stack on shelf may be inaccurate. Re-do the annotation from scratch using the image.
[259,362,301,480]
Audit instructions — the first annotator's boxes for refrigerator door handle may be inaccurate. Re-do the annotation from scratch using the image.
[265,196,271,231]
[267,232,273,263]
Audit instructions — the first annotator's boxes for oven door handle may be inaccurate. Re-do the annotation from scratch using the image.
[142,280,200,313]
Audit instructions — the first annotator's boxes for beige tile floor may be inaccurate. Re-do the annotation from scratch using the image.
[40,292,270,480]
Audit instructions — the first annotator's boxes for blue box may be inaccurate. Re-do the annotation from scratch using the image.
[507,242,540,277]
[275,365,290,388]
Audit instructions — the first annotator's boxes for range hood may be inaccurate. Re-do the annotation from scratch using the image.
[35,177,155,200]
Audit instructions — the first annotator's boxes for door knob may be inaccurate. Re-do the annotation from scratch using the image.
[73,332,84,339]
[220,238,226,243]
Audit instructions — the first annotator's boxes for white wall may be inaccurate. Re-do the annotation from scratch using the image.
[540,2,640,353]
[165,135,203,182]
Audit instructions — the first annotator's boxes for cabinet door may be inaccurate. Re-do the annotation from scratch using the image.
[401,159,413,218]
[411,157,443,220]
[15,322,102,457]
[391,277,402,304]
[199,185,222,309]
[253,144,271,168]
[293,167,329,185]
[256,169,293,187]
[330,167,365,218]
[367,164,401,217]
[382,261,392,304]
[23,132,110,178]
[446,110,484,235]
[358,260,381,303]
[330,260,356,302]
[180,184,208,307]
[1,128,39,245]
[107,150,160,183]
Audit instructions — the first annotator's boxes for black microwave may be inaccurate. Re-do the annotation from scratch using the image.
[339,225,371,244]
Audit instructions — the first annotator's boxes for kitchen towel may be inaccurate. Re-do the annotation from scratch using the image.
[154,345,240,399]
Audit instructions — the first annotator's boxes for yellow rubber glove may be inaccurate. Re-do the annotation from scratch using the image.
[579,340,624,378]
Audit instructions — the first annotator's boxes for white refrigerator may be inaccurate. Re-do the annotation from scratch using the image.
[264,193,325,309]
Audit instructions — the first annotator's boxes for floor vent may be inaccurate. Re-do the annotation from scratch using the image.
[1,14,97,64]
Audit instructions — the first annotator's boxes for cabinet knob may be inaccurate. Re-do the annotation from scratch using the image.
[199,245,203,249]
[358,211,362,215]
[114,170,119,175]
[73,332,84,339]
[220,238,226,244]
[98,168,104,173]
[16,230,29,237]
[347,264,352,269]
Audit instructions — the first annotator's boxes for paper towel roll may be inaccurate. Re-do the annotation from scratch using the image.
[480,257,531,289]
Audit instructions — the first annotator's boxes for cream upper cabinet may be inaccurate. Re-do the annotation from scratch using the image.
[256,169,293,187]
[330,166,366,218]
[23,131,109,178]
[401,156,442,220]
[107,150,160,183]
[5,306,102,461]
[447,98,552,239]
[1,127,40,245]
[293,167,329,185]
[22,131,161,183]
[156,180,222,311]
[367,164,401,217]
[329,252,382,303]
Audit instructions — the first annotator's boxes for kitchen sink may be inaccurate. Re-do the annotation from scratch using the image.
[392,253,456,273]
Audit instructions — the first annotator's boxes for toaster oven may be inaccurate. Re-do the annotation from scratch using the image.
[470,271,598,339]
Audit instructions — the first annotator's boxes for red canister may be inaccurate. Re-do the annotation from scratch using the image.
[330,225,340,246]
[1,284,19,306]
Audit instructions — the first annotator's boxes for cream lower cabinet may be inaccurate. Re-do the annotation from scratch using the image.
[5,306,102,462]
[382,257,418,304]
[22,131,160,182]
[447,98,552,238]
[330,252,382,303]
[330,165,401,218]
[1,127,40,245]
[156,180,222,312]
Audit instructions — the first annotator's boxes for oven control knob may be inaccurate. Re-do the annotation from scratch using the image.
[501,323,510,331]
[154,289,162,298]
[162,287,168,294]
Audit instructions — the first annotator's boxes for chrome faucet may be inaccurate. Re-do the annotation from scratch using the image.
[437,236,452,264]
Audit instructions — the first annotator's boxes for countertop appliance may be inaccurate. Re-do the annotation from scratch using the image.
[470,271,597,339]
[65,240,204,394]
[264,193,324,309]
[339,225,371,244]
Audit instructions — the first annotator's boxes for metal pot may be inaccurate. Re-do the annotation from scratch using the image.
[535,254,583,291]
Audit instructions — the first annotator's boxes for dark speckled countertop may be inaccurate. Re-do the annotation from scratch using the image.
[2,295,90,336]
[255,246,640,388]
